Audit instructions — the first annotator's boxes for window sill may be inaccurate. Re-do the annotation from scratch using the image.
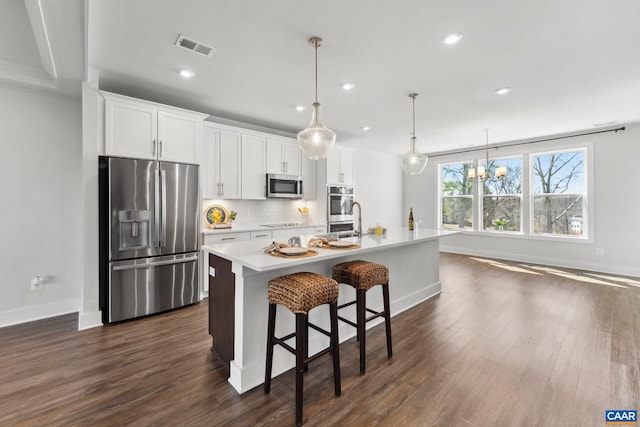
[452,229,593,244]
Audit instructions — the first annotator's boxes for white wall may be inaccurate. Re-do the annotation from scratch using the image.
[354,149,404,228]
[404,123,640,277]
[0,84,83,327]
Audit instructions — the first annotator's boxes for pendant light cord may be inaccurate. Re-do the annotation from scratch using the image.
[484,128,490,167]
[412,95,416,137]
[314,39,318,104]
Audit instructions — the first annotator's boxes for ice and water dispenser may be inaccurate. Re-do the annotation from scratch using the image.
[118,210,151,251]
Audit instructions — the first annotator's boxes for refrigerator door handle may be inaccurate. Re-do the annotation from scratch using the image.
[154,167,161,248]
[160,169,167,247]
[112,254,198,271]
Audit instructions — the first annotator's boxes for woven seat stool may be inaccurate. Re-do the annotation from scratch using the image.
[332,260,392,375]
[264,272,341,426]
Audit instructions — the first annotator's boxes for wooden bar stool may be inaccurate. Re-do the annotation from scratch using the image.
[332,260,392,375]
[264,272,341,426]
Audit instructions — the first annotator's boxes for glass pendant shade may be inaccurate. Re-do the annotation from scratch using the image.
[477,164,486,178]
[297,102,336,160]
[400,136,428,175]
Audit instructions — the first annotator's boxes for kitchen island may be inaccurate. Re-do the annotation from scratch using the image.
[202,227,457,394]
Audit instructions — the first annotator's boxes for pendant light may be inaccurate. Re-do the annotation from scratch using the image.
[297,37,336,160]
[400,93,428,175]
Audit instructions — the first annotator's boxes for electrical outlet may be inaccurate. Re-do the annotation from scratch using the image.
[31,276,44,291]
[596,248,604,256]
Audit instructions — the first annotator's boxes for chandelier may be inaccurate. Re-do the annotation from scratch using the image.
[468,129,506,180]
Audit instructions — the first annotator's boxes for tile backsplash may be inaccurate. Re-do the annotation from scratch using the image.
[202,199,323,228]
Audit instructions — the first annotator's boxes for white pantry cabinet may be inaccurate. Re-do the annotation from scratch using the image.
[202,124,242,199]
[266,138,301,176]
[241,134,267,199]
[103,91,206,164]
[327,146,355,185]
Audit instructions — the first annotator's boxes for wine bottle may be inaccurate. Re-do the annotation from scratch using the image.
[408,207,414,231]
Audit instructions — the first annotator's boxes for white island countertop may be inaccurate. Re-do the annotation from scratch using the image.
[202,226,459,394]
[202,227,458,272]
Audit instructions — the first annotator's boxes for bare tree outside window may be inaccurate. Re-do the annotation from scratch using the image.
[532,150,585,236]
[482,158,523,231]
[441,163,473,229]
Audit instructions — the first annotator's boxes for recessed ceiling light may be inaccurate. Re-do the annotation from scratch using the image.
[179,69,194,78]
[441,32,463,45]
[295,105,306,112]
[342,83,355,91]
[494,87,512,95]
[361,126,371,131]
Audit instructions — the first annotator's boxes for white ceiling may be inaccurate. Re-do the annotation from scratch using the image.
[3,0,640,156]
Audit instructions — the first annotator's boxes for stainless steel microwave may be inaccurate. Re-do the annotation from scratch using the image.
[266,174,303,199]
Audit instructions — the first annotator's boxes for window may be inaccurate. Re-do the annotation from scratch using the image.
[440,162,474,230]
[531,149,586,237]
[482,157,523,232]
[436,144,591,240]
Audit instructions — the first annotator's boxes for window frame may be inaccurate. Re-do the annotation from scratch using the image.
[477,155,524,234]
[435,142,593,243]
[528,147,589,240]
[438,161,475,231]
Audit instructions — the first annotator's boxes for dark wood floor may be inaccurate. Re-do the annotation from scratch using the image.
[1,253,639,426]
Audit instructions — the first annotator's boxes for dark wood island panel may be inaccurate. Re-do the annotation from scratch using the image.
[208,254,234,376]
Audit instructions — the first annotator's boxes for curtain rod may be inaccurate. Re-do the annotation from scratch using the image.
[427,126,626,158]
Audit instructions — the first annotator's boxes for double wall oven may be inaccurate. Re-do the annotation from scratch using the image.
[327,185,355,233]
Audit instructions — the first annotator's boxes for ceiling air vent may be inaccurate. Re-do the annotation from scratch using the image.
[175,35,217,57]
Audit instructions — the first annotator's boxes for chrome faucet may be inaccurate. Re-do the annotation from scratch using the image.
[352,201,362,237]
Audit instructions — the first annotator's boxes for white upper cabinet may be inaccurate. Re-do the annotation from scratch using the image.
[327,146,355,185]
[202,124,241,199]
[157,111,201,164]
[103,92,206,164]
[241,134,267,199]
[266,139,301,176]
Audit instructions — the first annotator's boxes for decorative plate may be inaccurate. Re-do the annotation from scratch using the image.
[328,240,355,248]
[205,205,228,228]
[279,247,309,256]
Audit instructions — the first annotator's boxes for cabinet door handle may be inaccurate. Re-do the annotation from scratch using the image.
[152,139,157,156]
[254,234,268,237]
[221,237,236,241]
[217,182,221,197]
[159,140,163,157]
[285,161,288,173]
[221,182,224,196]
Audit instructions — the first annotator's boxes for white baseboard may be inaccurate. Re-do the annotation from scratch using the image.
[78,310,103,330]
[441,245,640,277]
[0,299,80,329]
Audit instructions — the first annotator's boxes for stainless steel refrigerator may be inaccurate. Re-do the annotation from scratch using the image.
[99,156,199,323]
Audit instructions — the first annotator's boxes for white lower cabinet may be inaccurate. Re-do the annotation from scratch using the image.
[203,232,251,245]
[251,230,273,241]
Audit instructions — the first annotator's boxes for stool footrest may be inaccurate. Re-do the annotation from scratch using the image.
[308,321,331,338]
[273,338,296,355]
[337,300,356,310]
[366,310,385,322]
[305,346,333,365]
[337,315,358,329]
